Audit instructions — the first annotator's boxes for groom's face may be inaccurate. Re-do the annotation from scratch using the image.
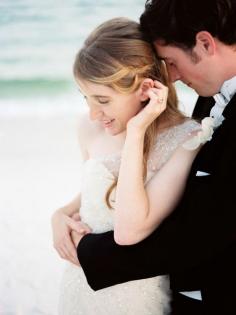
[154,41,222,97]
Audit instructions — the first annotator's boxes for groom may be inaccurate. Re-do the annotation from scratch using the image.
[73,1,236,314]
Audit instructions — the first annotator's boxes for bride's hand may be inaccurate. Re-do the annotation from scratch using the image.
[51,210,91,266]
[127,80,168,133]
[71,229,90,254]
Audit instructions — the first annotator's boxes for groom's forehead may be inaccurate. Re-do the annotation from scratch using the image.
[154,41,184,59]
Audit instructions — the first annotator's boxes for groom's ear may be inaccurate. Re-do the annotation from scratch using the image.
[195,31,216,56]
[138,79,154,102]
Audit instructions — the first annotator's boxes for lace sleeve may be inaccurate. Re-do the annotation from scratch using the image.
[99,120,200,181]
[147,119,200,180]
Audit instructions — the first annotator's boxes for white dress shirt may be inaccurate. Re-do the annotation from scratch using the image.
[210,75,236,123]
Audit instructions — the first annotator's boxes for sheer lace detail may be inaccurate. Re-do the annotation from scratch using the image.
[147,119,200,176]
[99,119,200,180]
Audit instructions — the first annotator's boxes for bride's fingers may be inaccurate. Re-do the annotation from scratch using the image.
[66,217,81,233]
[57,247,67,260]
[152,81,168,100]
[55,235,78,261]
[69,259,80,266]
[64,237,78,259]
[61,242,77,263]
[66,217,92,234]
[127,82,168,131]
[76,221,92,234]
[148,89,165,104]
[152,87,168,103]
[153,80,167,90]
[146,89,167,114]
[71,213,81,221]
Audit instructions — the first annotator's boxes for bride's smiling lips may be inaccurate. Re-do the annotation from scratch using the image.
[101,119,115,128]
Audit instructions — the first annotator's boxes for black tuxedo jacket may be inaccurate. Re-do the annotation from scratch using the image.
[77,95,236,314]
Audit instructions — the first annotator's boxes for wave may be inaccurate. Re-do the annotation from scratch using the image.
[0,78,74,99]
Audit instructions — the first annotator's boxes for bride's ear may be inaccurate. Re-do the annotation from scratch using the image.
[138,78,154,101]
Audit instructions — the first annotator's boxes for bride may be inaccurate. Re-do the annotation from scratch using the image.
[51,17,200,315]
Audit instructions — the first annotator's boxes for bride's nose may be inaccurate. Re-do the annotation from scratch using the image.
[89,105,103,121]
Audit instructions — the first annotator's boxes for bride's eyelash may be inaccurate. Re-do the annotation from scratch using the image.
[98,99,109,105]
[81,94,109,105]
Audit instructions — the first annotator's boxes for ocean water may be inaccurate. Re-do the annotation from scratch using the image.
[0,0,151,116]
[0,0,197,116]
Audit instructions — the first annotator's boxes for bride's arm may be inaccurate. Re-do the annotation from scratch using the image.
[53,193,81,217]
[114,82,200,245]
[114,134,200,245]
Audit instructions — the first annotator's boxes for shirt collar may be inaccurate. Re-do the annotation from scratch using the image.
[214,76,236,104]
[211,76,236,121]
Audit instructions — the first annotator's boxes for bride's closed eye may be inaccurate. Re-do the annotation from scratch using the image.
[97,98,110,105]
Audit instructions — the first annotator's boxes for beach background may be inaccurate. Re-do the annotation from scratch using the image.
[0,1,198,314]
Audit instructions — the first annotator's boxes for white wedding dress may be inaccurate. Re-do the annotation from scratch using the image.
[58,120,199,315]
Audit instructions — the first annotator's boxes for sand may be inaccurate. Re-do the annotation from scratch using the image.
[0,112,83,315]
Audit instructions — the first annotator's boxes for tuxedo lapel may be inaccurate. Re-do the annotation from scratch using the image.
[190,93,236,178]
[222,92,236,120]
[192,96,215,120]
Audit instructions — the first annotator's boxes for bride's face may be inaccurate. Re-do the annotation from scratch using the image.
[77,79,143,136]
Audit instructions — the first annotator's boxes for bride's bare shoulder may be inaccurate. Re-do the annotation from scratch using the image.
[77,110,103,160]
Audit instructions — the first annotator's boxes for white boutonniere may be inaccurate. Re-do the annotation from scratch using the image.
[183,116,224,150]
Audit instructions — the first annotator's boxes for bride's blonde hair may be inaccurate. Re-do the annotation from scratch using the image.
[73,17,186,208]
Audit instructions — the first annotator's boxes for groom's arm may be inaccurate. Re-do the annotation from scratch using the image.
[77,225,171,290]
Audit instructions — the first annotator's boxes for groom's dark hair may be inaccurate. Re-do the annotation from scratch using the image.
[140,0,236,49]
